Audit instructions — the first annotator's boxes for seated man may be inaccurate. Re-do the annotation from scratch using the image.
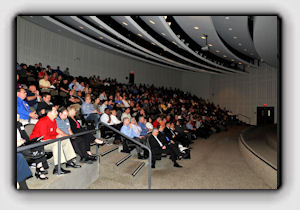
[120,117,146,159]
[36,92,54,118]
[148,128,182,168]
[39,74,51,93]
[81,94,101,129]
[25,84,41,111]
[165,122,191,147]
[137,116,148,137]
[29,105,78,175]
[121,107,131,122]
[17,88,38,125]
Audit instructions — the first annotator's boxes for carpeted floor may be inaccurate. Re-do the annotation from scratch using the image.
[88,125,271,189]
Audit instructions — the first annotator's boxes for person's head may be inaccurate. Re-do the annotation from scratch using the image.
[57,75,62,81]
[85,94,91,103]
[67,104,79,117]
[104,108,110,115]
[139,116,145,123]
[28,84,36,92]
[43,74,49,81]
[123,117,130,126]
[152,128,159,136]
[58,107,68,120]
[94,97,100,105]
[103,100,108,105]
[42,92,51,104]
[17,88,27,100]
[125,107,130,114]
[166,122,171,128]
[131,118,137,125]
[63,78,68,84]
[72,78,77,84]
[111,109,117,116]
[46,105,58,120]
[80,81,84,86]
[170,122,175,129]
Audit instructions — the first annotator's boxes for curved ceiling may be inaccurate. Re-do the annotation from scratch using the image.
[20,15,278,75]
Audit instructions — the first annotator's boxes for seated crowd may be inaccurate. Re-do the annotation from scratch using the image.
[16,62,238,189]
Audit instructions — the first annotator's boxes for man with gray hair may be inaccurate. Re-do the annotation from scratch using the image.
[148,128,182,168]
[120,117,147,159]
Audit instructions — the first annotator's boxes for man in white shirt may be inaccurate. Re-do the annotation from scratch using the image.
[121,107,132,122]
[100,108,113,125]
[99,91,107,101]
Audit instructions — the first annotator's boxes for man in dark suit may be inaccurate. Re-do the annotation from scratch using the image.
[148,128,182,168]
[164,122,190,147]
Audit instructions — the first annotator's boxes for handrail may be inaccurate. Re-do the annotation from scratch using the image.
[239,127,277,171]
[17,129,97,153]
[237,113,251,124]
[99,122,152,190]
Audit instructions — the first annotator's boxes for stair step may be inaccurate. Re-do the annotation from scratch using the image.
[132,162,145,177]
[116,154,132,166]
[122,160,146,178]
[99,145,119,157]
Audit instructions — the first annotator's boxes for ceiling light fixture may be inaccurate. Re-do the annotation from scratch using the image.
[151,42,156,45]
[231,59,235,61]
[223,55,227,58]
[225,16,230,20]
[208,44,213,47]
[161,32,166,36]
[200,35,206,39]
[238,62,242,65]
[79,26,84,29]
[194,26,199,30]
[137,33,143,37]
[122,22,128,26]
[243,48,247,51]
[163,16,167,19]
[228,28,233,31]
[172,41,177,45]
[149,20,155,24]
[167,22,171,26]
[233,36,238,39]
[216,50,220,53]
[238,43,242,46]
[99,36,103,39]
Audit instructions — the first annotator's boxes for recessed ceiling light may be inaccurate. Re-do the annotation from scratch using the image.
[238,62,242,65]
[163,16,167,19]
[231,59,235,61]
[137,33,143,37]
[200,36,206,39]
[172,41,177,45]
[233,36,238,39]
[194,26,199,30]
[208,44,213,47]
[238,43,242,46]
[99,36,103,39]
[79,26,84,29]
[151,42,156,45]
[117,45,120,47]
[163,48,167,51]
[225,16,230,20]
[99,25,103,29]
[122,22,128,26]
[149,20,155,24]
[216,50,220,53]
[167,22,171,26]
[161,32,166,36]
[30,16,33,18]
[223,55,227,58]
[228,28,233,31]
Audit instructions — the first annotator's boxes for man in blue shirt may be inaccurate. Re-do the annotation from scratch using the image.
[137,116,148,136]
[17,88,38,124]
[120,117,146,159]
[81,94,101,129]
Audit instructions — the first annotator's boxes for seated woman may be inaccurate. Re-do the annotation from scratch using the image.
[17,114,48,180]
[67,104,104,163]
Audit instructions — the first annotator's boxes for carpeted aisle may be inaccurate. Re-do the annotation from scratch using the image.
[88,125,271,189]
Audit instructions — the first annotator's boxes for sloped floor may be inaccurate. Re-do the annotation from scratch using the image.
[88,126,271,190]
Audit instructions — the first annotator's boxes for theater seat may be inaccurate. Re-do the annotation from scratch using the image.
[24,124,35,136]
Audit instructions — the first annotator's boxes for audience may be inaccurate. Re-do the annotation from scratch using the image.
[17,61,238,187]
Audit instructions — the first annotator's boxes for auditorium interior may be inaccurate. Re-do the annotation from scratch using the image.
[16,15,279,190]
